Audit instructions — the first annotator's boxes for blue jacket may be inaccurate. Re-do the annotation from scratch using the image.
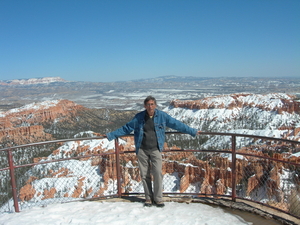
[106,109,197,154]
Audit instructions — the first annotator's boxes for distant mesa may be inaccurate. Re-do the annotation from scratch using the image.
[0,77,67,85]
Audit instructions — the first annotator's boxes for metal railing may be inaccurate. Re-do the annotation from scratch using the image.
[0,132,299,219]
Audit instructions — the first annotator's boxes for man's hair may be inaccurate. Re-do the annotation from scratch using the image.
[144,96,157,105]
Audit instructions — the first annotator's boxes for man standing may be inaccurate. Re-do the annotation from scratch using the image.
[106,96,201,207]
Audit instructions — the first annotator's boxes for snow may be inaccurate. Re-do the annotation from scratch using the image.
[0,100,61,117]
[0,201,253,225]
[292,152,300,157]
[4,77,65,85]
[0,93,299,224]
[1,93,299,143]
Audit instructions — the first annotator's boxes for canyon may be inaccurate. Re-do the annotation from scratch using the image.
[16,134,299,216]
[0,92,298,215]
[0,78,299,216]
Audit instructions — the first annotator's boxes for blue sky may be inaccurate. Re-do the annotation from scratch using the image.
[0,0,299,82]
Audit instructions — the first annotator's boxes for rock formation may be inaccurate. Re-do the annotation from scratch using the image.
[0,100,85,146]
[170,93,300,114]
[1,93,299,213]
[18,135,299,215]
[0,77,66,86]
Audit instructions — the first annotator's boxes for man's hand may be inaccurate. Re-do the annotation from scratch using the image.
[197,130,202,135]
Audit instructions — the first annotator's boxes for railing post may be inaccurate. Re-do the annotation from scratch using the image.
[114,138,122,197]
[7,149,20,212]
[231,135,237,202]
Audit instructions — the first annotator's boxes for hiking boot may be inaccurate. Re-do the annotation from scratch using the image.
[154,201,165,208]
[144,199,152,207]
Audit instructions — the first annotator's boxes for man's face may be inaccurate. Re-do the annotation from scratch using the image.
[144,100,156,116]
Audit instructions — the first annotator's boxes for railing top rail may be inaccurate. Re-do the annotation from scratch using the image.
[0,135,107,152]
[169,131,300,144]
[0,131,299,153]
[1,131,300,219]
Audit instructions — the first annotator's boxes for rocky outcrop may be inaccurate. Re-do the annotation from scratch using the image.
[1,99,84,128]
[18,136,298,209]
[0,125,52,146]
[19,182,37,202]
[0,125,44,139]
[0,99,138,148]
[5,94,300,211]
[0,77,66,86]
[170,93,300,114]
[0,100,86,146]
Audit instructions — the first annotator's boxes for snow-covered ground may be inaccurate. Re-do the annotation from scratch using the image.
[0,201,255,225]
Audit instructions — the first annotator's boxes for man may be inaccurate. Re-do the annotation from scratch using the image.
[106,96,201,207]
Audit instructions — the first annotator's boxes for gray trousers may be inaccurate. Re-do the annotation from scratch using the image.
[137,148,163,202]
